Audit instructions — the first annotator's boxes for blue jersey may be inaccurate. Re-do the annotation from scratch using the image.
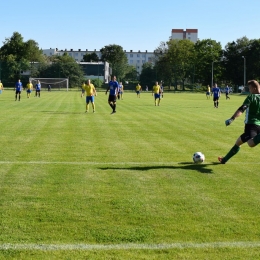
[108,80,119,95]
[15,82,23,91]
[225,87,230,93]
[35,83,41,91]
[212,87,220,97]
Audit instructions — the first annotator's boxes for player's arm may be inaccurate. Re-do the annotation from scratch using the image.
[225,104,248,126]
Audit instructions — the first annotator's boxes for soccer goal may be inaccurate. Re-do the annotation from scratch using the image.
[29,78,69,91]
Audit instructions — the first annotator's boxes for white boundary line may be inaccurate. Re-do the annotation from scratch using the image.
[0,161,259,165]
[1,241,260,250]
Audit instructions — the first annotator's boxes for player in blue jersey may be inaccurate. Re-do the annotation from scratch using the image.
[35,80,41,97]
[160,83,164,98]
[106,75,119,114]
[212,83,221,108]
[225,85,231,100]
[118,82,123,100]
[15,79,23,101]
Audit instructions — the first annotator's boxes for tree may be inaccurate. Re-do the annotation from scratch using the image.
[194,39,223,86]
[82,52,99,62]
[100,44,128,80]
[39,53,84,87]
[223,37,258,86]
[124,65,138,81]
[0,32,45,81]
[155,39,196,90]
[139,62,155,87]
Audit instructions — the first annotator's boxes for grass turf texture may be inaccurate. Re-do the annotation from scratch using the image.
[0,90,260,259]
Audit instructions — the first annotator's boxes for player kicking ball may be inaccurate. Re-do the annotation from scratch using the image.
[219,80,260,164]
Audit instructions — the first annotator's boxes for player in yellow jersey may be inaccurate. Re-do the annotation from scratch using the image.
[206,85,211,99]
[26,80,33,98]
[136,83,142,98]
[81,82,86,97]
[0,80,3,94]
[82,79,97,113]
[152,81,162,106]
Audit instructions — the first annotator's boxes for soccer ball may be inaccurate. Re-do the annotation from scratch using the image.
[193,152,205,163]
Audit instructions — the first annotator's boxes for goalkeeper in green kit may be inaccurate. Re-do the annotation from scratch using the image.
[219,80,260,164]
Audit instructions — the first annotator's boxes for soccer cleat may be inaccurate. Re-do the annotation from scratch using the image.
[111,111,116,114]
[218,157,226,164]
[93,110,95,113]
[85,110,88,113]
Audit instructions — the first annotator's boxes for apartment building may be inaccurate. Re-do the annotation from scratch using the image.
[42,48,155,75]
[171,29,198,43]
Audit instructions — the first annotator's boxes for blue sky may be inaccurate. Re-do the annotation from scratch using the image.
[0,0,259,52]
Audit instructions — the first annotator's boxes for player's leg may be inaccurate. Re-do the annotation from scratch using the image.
[91,97,95,112]
[248,125,260,147]
[218,136,243,164]
[218,125,256,163]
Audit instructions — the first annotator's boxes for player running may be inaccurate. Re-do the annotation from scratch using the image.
[152,81,162,106]
[212,83,221,108]
[106,76,119,114]
[82,79,96,113]
[219,80,260,164]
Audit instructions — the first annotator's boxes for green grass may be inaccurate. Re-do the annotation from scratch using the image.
[0,89,260,259]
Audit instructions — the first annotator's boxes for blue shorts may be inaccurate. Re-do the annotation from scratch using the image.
[27,90,32,93]
[136,91,140,94]
[154,93,160,99]
[86,96,94,103]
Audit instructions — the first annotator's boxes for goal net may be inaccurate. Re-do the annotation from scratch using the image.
[29,78,69,91]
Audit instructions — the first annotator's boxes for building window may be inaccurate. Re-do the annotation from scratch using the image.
[130,60,133,64]
[130,54,133,57]
[142,60,145,64]
[137,60,140,63]
[142,54,145,57]
[137,54,140,57]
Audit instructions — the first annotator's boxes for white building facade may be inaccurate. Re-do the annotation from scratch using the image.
[42,48,155,75]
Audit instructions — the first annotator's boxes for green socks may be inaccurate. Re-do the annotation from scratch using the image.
[222,144,240,163]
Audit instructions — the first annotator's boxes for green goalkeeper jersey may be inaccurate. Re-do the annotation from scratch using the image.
[243,94,260,125]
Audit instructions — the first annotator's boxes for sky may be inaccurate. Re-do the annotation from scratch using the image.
[0,0,259,52]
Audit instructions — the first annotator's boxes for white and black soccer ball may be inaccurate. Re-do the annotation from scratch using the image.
[193,152,205,163]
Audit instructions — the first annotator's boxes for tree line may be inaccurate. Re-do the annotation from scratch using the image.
[1,32,260,89]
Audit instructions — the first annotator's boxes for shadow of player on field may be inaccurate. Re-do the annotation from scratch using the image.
[100,162,220,174]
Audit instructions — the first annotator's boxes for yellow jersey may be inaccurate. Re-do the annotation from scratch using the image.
[27,83,33,90]
[153,85,161,94]
[0,83,3,89]
[136,84,141,91]
[83,83,95,96]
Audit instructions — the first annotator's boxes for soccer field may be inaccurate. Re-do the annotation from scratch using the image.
[0,90,260,259]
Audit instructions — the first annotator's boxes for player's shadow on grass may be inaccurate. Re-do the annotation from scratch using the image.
[100,162,220,174]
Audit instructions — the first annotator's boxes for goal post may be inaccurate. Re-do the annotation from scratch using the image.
[29,78,69,91]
